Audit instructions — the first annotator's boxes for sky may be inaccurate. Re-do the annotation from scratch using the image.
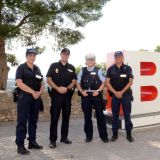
[8,0,160,78]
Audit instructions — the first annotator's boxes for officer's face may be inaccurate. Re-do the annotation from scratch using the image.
[60,52,70,62]
[115,55,124,64]
[26,54,36,64]
[86,59,96,67]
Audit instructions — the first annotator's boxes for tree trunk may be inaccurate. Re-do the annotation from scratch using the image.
[0,37,9,90]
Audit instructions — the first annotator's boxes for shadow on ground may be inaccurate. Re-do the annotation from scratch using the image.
[0,118,160,160]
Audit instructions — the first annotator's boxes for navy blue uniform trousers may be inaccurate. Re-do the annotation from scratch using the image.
[111,92,133,134]
[15,93,40,146]
[81,94,108,140]
[50,92,72,142]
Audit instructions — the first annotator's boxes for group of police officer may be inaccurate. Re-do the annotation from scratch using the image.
[15,48,134,155]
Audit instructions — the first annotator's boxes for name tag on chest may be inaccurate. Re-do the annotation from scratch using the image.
[35,75,43,80]
[90,72,96,75]
[68,69,73,72]
[120,74,127,78]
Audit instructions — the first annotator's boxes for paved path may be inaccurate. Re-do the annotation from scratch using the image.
[0,118,160,160]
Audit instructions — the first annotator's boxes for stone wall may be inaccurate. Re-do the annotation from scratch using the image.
[0,91,83,122]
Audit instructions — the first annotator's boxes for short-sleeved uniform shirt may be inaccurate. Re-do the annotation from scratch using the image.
[16,63,43,91]
[46,61,77,88]
[106,64,133,92]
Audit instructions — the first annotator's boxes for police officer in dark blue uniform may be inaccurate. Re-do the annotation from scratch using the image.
[106,51,134,142]
[46,48,77,148]
[77,53,109,143]
[15,49,44,155]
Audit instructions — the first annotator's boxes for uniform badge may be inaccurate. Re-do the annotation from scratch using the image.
[55,68,59,73]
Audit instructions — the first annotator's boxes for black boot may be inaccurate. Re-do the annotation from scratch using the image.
[60,138,72,144]
[85,138,93,143]
[28,141,43,149]
[17,145,30,155]
[49,141,56,149]
[110,133,118,142]
[126,131,134,142]
[101,137,109,143]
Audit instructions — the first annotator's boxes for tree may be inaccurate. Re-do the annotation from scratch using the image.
[154,45,160,52]
[0,0,109,90]
[96,62,106,74]
[139,49,149,51]
[76,62,107,74]
[75,65,82,74]
[7,53,19,67]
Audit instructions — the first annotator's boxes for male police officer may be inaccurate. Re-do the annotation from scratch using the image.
[77,53,109,143]
[15,49,44,155]
[47,48,77,148]
[106,51,134,142]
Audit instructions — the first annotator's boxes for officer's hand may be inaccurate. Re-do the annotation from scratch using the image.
[82,91,88,97]
[32,92,39,99]
[35,92,41,99]
[92,91,99,97]
[57,86,68,94]
[115,91,123,99]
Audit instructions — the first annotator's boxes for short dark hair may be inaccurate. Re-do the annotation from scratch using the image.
[61,48,70,55]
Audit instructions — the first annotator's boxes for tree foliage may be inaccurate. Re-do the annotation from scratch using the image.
[75,65,82,74]
[96,62,106,73]
[76,62,107,74]
[154,45,160,52]
[0,0,109,90]
[0,0,109,48]
[6,53,19,67]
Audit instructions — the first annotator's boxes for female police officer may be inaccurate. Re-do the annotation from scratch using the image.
[15,49,44,155]
[76,53,109,143]
[106,51,134,142]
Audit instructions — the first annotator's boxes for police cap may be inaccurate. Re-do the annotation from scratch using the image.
[85,53,96,60]
[26,48,37,56]
[114,51,123,57]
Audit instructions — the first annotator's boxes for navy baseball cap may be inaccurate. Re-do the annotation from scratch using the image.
[61,48,70,55]
[114,51,123,57]
[26,49,37,56]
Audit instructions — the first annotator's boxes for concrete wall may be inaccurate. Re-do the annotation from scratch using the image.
[0,91,83,122]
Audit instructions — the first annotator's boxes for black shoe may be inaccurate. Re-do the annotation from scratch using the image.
[60,138,72,144]
[85,138,93,143]
[17,146,30,155]
[110,135,118,142]
[28,141,43,149]
[101,138,109,143]
[127,135,134,142]
[49,141,56,148]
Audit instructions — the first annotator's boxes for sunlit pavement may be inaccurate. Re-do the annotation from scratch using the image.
[0,118,160,160]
